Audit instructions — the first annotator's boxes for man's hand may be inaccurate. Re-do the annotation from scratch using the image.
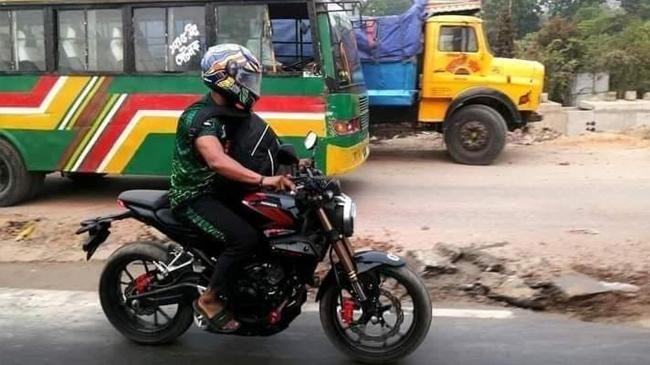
[262,175,295,192]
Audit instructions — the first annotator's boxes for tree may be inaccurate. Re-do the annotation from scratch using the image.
[483,0,543,50]
[492,2,516,57]
[620,0,650,20]
[517,17,585,104]
[541,0,606,19]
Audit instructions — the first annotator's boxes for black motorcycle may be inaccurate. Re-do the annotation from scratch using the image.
[77,132,432,364]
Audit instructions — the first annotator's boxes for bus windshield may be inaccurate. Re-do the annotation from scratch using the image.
[328,11,364,88]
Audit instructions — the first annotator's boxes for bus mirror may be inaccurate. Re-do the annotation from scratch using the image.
[304,131,318,151]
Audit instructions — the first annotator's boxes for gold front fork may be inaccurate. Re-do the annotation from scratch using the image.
[316,208,367,302]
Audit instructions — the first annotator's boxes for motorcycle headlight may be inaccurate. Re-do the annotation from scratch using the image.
[334,194,355,237]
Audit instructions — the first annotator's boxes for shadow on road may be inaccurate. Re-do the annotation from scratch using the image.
[368,147,446,162]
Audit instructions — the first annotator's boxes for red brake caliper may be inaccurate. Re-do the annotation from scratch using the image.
[340,298,357,327]
[134,273,153,294]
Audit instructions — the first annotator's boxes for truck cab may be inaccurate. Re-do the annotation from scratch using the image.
[419,16,544,126]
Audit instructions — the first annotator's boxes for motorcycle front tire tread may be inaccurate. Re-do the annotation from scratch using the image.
[99,242,194,345]
[319,265,432,364]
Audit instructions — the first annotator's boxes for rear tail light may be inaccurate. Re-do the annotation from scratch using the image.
[332,117,361,135]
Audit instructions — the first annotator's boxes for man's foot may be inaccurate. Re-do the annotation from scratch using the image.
[195,290,240,332]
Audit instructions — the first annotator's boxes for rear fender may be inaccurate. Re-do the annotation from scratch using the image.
[315,250,405,301]
[76,211,133,260]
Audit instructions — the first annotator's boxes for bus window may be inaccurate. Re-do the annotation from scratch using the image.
[134,6,205,72]
[439,26,478,53]
[329,11,363,87]
[0,11,10,71]
[167,7,206,72]
[57,9,123,72]
[0,10,45,71]
[215,5,279,72]
[270,19,314,71]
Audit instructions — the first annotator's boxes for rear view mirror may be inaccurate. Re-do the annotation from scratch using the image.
[304,131,318,151]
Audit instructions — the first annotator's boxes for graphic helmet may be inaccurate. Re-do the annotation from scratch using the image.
[201,44,262,110]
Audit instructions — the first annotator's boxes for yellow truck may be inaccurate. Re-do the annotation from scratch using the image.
[359,1,545,165]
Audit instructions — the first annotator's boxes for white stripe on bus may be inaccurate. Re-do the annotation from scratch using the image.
[96,109,182,173]
[72,93,128,172]
[0,76,68,114]
[58,76,100,130]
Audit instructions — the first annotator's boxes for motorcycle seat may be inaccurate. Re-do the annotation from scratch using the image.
[155,208,185,228]
[118,190,170,211]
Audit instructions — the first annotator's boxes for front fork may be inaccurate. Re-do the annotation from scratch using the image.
[316,208,368,302]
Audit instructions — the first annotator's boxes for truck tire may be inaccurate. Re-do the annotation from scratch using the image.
[0,139,44,206]
[444,105,507,165]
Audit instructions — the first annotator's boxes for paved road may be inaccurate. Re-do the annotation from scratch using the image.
[3,141,649,268]
[1,287,649,365]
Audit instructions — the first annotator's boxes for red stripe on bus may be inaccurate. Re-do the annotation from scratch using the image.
[78,94,199,171]
[0,76,59,108]
[255,96,325,113]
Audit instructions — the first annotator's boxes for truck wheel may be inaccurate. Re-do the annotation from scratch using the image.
[0,139,44,206]
[444,105,507,165]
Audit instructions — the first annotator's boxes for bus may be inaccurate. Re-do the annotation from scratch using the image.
[0,0,369,206]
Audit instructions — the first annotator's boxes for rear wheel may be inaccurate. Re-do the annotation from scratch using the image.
[99,242,194,345]
[444,104,507,165]
[320,266,432,364]
[0,139,45,206]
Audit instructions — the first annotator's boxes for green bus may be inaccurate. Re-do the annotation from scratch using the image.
[0,0,369,206]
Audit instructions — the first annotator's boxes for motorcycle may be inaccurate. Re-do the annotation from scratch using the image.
[77,132,432,364]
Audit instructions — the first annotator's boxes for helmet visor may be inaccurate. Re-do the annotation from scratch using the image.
[237,69,262,97]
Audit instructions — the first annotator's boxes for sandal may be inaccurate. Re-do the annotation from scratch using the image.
[193,299,240,334]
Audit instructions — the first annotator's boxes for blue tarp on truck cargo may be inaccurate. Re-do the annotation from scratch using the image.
[352,0,426,106]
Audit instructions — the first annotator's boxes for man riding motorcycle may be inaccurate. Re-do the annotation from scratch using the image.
[169,44,294,333]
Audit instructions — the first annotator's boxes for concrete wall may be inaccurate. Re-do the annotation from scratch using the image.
[570,73,610,106]
[538,100,650,136]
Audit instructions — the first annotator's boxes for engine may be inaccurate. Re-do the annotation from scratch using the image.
[232,262,290,320]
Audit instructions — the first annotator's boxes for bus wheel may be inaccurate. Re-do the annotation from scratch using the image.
[444,105,507,165]
[0,139,44,207]
[65,172,107,185]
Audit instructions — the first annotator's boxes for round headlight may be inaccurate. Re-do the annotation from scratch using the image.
[335,194,355,237]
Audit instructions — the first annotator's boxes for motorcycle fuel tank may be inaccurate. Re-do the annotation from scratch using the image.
[242,192,299,233]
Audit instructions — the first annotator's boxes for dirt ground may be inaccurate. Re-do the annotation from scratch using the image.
[1,125,649,324]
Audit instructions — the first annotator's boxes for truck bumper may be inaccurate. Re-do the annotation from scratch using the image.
[526,111,544,123]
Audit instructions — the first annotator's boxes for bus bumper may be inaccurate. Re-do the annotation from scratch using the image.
[326,137,370,176]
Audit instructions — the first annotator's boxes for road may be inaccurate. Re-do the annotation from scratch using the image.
[1,138,649,363]
[1,283,649,365]
[2,140,650,272]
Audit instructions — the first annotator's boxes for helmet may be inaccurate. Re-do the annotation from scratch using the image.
[201,44,262,110]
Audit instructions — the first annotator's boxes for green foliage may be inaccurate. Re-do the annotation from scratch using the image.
[541,0,606,18]
[516,2,650,104]
[483,0,543,42]
[492,4,516,57]
[621,0,650,20]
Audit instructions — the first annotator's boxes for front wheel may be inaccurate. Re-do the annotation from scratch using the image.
[444,104,507,165]
[320,266,432,364]
[99,242,194,345]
